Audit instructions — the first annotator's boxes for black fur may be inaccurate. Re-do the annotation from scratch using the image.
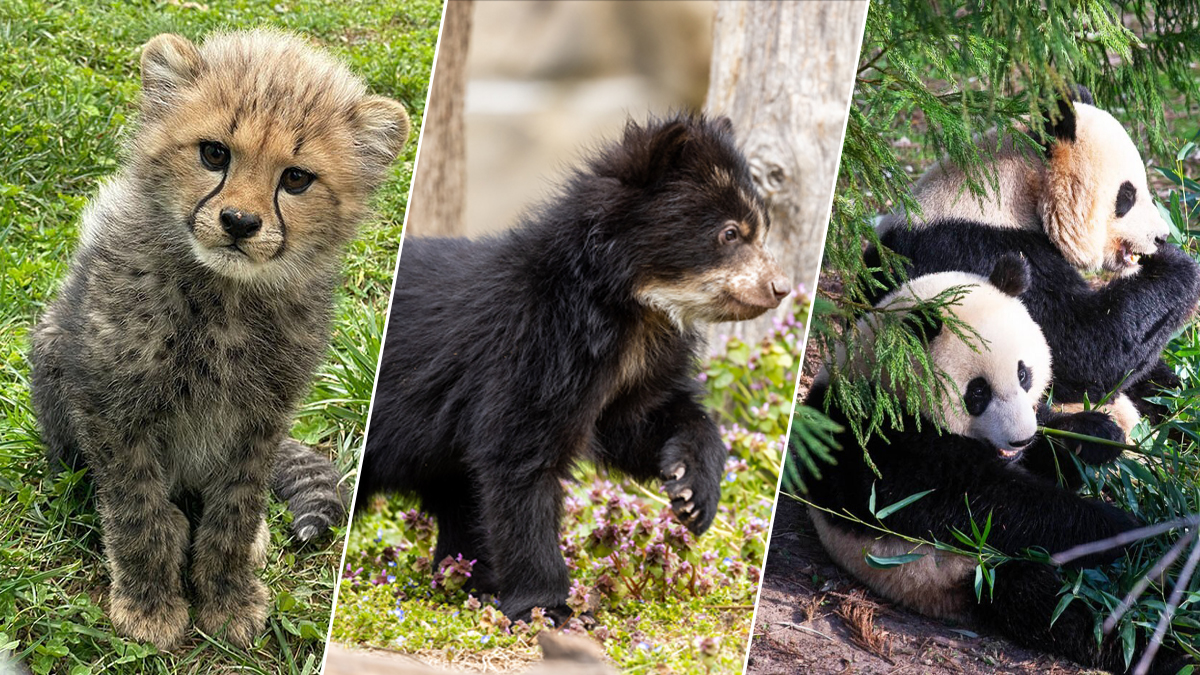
[988,252,1031,297]
[1036,85,1093,151]
[804,381,1191,673]
[867,219,1200,404]
[361,114,773,623]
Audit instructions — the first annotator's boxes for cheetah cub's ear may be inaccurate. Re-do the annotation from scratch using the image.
[139,34,202,115]
[352,96,411,182]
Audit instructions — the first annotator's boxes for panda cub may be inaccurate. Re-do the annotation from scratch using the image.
[870,89,1200,430]
[806,255,1187,674]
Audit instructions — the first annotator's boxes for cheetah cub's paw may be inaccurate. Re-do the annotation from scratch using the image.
[110,588,190,651]
[196,576,269,648]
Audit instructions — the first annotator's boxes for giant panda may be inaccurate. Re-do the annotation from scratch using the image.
[869,89,1200,431]
[806,255,1190,674]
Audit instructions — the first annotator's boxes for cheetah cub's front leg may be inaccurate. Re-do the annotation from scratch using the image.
[191,436,274,647]
[97,448,191,650]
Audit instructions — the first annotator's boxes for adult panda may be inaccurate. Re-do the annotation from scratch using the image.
[870,89,1200,431]
[806,256,1190,674]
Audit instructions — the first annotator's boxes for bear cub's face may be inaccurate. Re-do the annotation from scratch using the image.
[612,118,791,329]
[132,31,408,284]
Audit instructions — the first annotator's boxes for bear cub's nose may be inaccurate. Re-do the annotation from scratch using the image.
[220,207,262,240]
[770,275,791,301]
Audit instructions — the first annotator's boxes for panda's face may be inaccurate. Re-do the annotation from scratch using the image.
[901,270,1052,461]
[1043,103,1169,273]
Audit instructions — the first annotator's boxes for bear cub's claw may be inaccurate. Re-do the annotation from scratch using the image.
[661,444,721,536]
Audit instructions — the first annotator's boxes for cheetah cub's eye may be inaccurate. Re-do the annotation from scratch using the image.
[199,141,230,171]
[719,221,740,245]
[280,168,316,194]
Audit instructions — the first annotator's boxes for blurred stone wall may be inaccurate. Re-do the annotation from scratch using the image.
[448,0,713,238]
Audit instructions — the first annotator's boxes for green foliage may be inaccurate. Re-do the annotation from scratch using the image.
[331,294,810,674]
[0,1,440,673]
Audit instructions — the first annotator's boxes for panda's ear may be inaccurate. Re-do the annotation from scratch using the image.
[1035,86,1093,152]
[1069,85,1094,106]
[989,253,1031,297]
[900,308,943,345]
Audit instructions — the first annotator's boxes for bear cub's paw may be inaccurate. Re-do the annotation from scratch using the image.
[1055,410,1125,465]
[660,437,722,536]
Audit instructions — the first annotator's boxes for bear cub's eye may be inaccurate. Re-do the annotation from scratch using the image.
[964,376,992,416]
[281,168,316,194]
[1017,360,1031,392]
[719,222,740,245]
[199,141,231,171]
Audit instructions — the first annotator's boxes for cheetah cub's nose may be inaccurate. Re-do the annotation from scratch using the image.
[220,207,262,240]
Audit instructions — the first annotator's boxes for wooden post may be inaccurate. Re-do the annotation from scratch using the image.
[409,0,473,237]
[704,0,867,345]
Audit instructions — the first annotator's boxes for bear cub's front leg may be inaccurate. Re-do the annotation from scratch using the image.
[660,410,726,536]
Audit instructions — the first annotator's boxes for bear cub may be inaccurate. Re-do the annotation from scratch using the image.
[361,114,790,623]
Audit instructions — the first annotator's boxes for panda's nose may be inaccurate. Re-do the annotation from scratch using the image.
[1009,435,1036,449]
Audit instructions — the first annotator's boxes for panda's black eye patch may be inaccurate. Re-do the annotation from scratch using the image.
[1017,360,1032,392]
[964,377,992,416]
[1116,181,1136,218]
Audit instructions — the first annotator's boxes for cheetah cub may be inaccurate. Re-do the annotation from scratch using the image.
[30,30,408,650]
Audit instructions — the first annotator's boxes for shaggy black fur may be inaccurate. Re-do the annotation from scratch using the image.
[361,114,785,622]
[866,218,1200,405]
[804,380,1193,674]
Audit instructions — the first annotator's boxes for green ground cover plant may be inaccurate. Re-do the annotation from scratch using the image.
[788,0,1200,670]
[0,1,440,673]
[331,292,811,674]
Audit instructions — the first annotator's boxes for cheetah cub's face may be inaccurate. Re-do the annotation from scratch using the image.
[133,31,409,284]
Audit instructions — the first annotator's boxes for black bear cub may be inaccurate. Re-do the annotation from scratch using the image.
[361,114,790,623]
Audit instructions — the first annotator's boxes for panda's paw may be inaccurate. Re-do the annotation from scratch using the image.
[661,439,721,536]
[1058,410,1125,465]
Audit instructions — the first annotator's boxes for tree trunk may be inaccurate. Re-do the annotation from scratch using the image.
[704,0,867,346]
[408,0,473,237]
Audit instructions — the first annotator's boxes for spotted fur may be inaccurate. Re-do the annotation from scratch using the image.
[29,30,407,650]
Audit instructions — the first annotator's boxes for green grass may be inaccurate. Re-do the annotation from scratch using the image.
[0,1,442,673]
[330,295,811,674]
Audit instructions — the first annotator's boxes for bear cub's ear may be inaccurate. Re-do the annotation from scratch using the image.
[613,118,692,187]
[989,253,1031,297]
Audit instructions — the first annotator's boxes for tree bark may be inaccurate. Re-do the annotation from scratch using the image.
[409,0,473,237]
[704,0,867,346]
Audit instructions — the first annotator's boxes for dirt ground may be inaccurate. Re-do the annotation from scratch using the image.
[743,497,1103,675]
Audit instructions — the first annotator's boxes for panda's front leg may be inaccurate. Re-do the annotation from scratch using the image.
[1020,406,1125,490]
